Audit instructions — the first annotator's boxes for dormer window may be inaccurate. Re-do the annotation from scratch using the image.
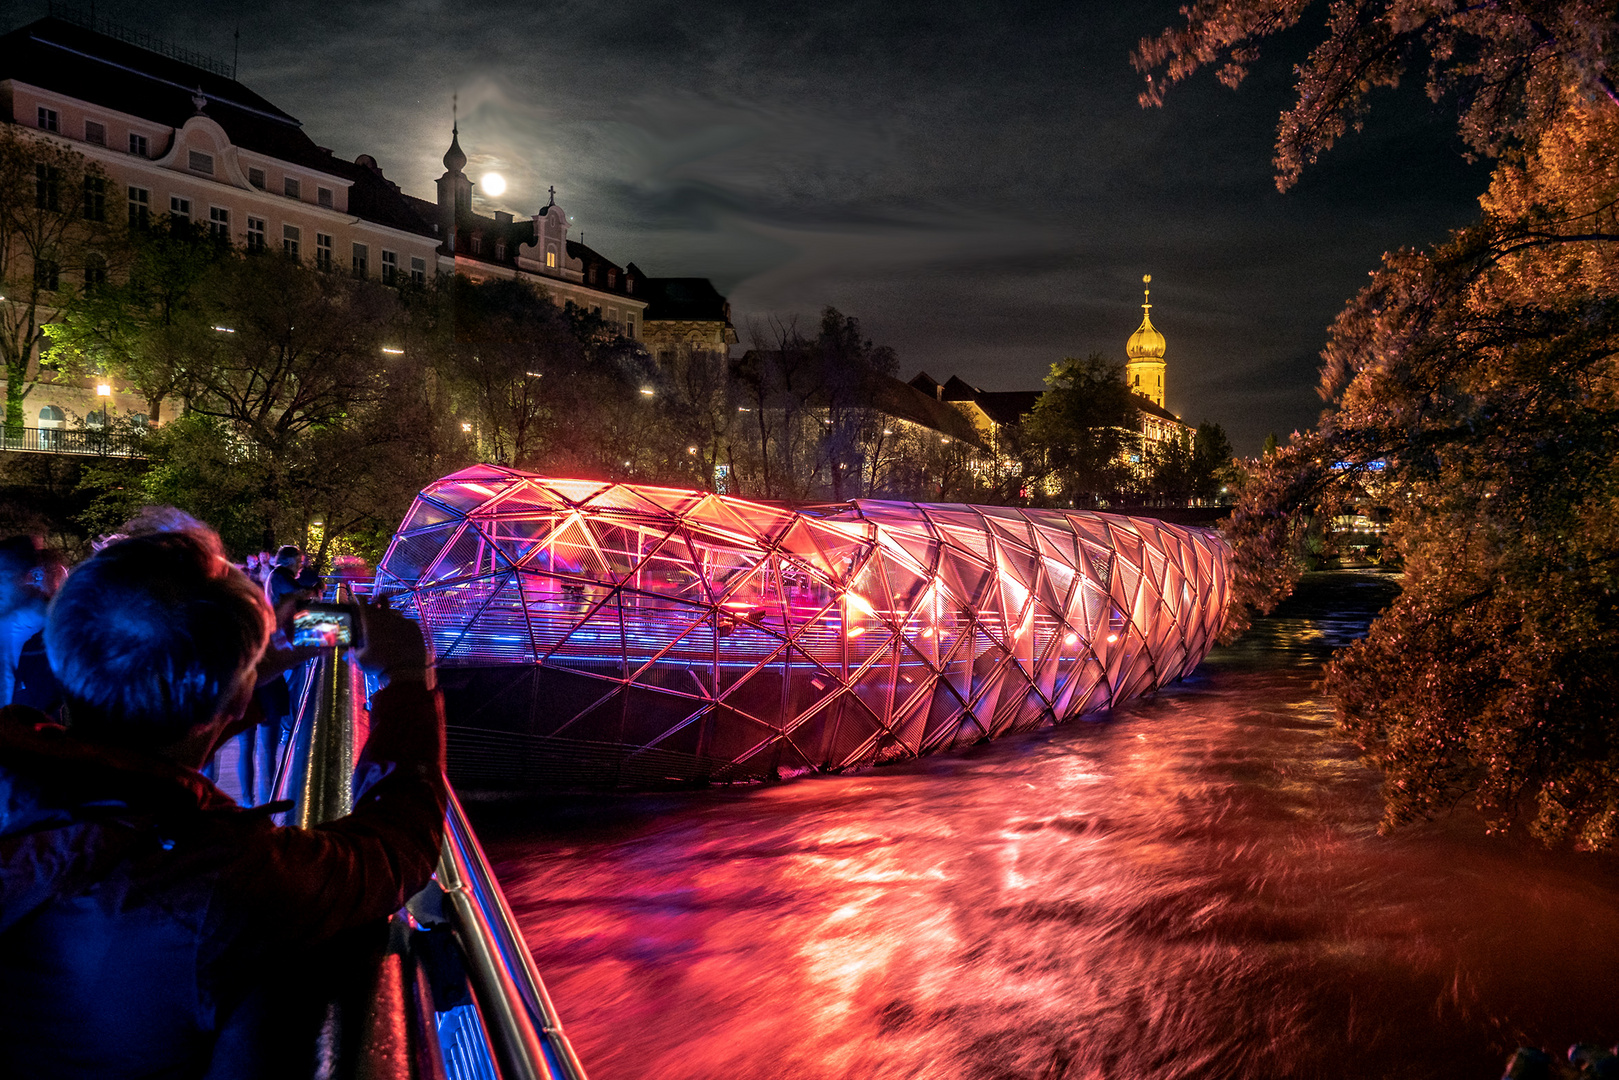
[84,121,105,146]
[248,167,265,189]
[37,107,57,132]
[495,239,506,260]
[317,187,333,209]
[546,248,556,268]
[626,277,634,294]
[607,269,617,288]
[470,233,482,255]
[284,177,300,200]
[189,151,214,176]
[588,265,597,284]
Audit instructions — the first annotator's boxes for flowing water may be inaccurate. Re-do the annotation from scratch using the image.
[476,570,1619,1079]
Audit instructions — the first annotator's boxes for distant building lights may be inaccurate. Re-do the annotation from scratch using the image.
[380,346,404,355]
[525,371,543,378]
[639,388,655,397]
[211,325,235,333]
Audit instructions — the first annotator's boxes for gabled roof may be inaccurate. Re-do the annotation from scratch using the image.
[973,390,1043,428]
[639,277,731,323]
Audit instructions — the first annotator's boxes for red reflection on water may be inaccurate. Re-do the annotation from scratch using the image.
[480,573,1619,1079]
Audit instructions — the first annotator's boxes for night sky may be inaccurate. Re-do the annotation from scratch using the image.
[4,1,1492,453]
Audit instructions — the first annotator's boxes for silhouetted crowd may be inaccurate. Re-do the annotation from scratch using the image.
[0,509,446,1078]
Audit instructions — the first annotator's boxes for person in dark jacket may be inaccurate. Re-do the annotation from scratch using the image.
[0,529,446,1079]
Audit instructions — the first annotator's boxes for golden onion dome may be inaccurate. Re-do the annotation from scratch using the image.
[1126,274,1166,360]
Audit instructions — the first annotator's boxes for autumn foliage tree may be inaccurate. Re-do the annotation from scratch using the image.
[1139,2,1619,845]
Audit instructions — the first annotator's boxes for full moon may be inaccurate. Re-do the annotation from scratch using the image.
[480,172,506,197]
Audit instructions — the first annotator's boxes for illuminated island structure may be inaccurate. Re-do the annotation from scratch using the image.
[376,467,1231,791]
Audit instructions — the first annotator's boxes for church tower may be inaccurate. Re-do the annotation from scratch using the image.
[1125,274,1167,409]
[435,107,473,257]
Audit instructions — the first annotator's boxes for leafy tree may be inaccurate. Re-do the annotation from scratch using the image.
[1135,0,1619,190]
[0,125,118,429]
[44,218,223,424]
[1023,354,1140,504]
[1145,3,1619,844]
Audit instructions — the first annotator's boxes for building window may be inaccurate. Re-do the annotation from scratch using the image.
[82,177,105,222]
[128,132,148,157]
[410,256,426,285]
[352,242,369,278]
[315,232,333,270]
[381,249,397,284]
[170,196,190,223]
[545,248,556,268]
[248,167,265,190]
[469,233,481,256]
[209,206,229,240]
[588,265,597,284]
[626,276,634,294]
[317,187,333,209]
[625,314,635,339]
[84,120,105,146]
[246,216,266,252]
[283,177,300,200]
[607,269,617,288]
[35,165,59,211]
[84,252,107,289]
[37,107,57,132]
[38,405,65,429]
[128,186,149,228]
[495,239,506,260]
[34,257,59,291]
[188,150,214,175]
[283,224,301,258]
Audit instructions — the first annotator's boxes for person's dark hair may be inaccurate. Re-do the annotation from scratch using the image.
[276,545,302,568]
[46,532,272,746]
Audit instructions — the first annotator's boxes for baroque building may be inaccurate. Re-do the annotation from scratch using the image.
[0,11,442,425]
[0,10,738,431]
[909,274,1193,465]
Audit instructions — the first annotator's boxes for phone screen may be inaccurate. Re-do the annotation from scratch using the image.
[292,606,354,648]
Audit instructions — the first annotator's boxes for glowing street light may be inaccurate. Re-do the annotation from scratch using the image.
[639,388,655,397]
[96,383,111,397]
[461,422,473,433]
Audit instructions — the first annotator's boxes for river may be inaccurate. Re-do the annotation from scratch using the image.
[475,569,1619,1079]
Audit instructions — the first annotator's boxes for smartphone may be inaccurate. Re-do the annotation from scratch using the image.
[291,602,362,649]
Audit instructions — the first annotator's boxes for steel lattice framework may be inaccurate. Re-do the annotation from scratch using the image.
[377,467,1231,786]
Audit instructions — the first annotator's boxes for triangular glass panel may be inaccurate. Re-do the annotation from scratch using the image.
[936,549,994,610]
[421,523,509,587]
[539,478,613,506]
[400,497,462,533]
[379,523,456,584]
[803,519,871,587]
[426,478,511,514]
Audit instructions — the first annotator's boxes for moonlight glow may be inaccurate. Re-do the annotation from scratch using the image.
[480,172,506,197]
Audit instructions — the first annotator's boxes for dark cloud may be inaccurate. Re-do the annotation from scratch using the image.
[3,0,1491,452]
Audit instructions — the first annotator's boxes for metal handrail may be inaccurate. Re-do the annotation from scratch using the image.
[439,789,589,1080]
[278,609,587,1080]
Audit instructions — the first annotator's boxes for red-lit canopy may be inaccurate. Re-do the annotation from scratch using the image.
[378,467,1231,784]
